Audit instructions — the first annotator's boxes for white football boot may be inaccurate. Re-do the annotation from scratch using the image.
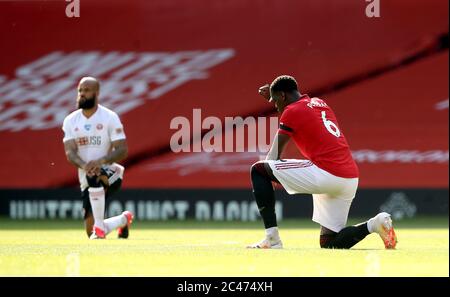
[368,212,398,249]
[247,238,283,249]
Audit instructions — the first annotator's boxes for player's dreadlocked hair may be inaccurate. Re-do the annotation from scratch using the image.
[270,75,299,94]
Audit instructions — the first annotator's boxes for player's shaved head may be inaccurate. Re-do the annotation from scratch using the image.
[77,77,100,111]
[79,76,100,92]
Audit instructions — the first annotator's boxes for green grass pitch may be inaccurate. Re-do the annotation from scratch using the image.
[0,217,448,276]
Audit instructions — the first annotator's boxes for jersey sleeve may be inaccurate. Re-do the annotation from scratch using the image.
[62,117,75,143]
[108,112,126,141]
[278,108,295,137]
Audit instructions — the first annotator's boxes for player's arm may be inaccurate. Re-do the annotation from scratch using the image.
[258,83,291,159]
[265,132,290,160]
[64,139,86,169]
[85,139,128,173]
[101,139,128,164]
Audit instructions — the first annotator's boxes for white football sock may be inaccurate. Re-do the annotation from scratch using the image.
[367,216,377,233]
[265,227,280,242]
[88,187,105,230]
[104,214,127,235]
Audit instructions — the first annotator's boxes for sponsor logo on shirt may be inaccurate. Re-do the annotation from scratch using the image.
[84,124,91,131]
[307,97,328,109]
[76,136,101,146]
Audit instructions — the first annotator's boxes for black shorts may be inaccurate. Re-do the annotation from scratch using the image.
[81,178,122,219]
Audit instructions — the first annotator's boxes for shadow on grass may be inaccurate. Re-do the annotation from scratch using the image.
[0,216,447,230]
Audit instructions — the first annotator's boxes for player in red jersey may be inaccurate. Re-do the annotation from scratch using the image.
[247,75,397,249]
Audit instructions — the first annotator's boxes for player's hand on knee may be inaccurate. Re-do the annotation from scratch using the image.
[85,167,99,177]
[92,167,101,176]
[85,160,102,176]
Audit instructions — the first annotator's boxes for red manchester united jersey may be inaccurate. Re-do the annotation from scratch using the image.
[278,95,359,178]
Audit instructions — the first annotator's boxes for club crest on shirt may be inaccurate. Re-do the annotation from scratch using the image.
[84,124,91,131]
[96,124,103,130]
[74,127,79,132]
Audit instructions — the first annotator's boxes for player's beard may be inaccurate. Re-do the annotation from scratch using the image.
[78,94,96,109]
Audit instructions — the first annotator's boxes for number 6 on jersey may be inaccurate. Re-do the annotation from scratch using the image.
[321,111,341,137]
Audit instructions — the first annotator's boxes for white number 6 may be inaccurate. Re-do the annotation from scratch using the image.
[321,111,341,137]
